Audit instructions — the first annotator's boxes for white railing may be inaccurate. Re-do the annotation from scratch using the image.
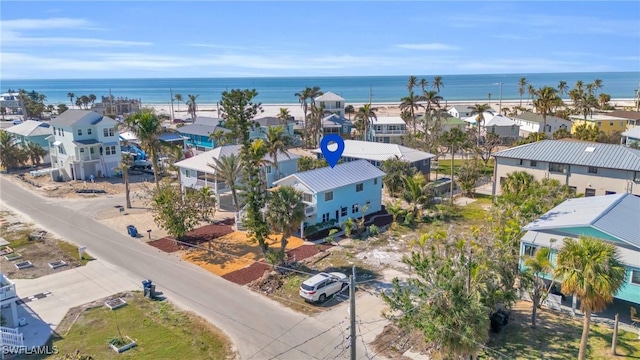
[1,326,24,347]
[194,179,229,191]
[0,278,16,301]
[373,129,407,135]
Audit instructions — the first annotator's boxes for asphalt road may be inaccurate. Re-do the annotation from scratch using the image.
[0,177,358,359]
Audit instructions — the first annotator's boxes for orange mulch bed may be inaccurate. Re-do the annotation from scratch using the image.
[222,244,333,285]
[148,219,234,253]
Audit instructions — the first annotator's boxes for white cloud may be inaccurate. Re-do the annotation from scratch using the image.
[395,43,460,51]
[2,31,152,47]
[1,18,93,30]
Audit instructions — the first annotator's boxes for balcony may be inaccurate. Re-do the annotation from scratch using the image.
[372,129,407,135]
[0,274,17,302]
[194,179,230,192]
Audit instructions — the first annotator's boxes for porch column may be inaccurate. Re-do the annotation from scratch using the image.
[204,171,208,187]
[300,221,304,239]
[10,300,18,327]
[79,163,85,180]
[214,173,220,210]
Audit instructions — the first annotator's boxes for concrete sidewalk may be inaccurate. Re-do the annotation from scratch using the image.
[11,260,140,348]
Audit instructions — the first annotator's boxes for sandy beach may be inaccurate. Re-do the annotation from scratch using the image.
[148,98,636,120]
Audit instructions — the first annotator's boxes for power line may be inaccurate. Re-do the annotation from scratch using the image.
[266,321,346,360]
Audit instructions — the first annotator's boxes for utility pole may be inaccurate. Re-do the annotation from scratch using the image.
[349,265,357,360]
[170,88,175,121]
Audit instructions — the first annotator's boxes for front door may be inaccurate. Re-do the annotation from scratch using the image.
[335,210,339,221]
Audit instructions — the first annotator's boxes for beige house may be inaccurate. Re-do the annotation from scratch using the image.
[491,140,640,197]
[315,92,345,117]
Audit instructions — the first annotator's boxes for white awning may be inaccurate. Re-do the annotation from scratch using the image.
[53,141,62,146]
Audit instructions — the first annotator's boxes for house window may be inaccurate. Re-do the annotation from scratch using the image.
[319,101,325,108]
[77,129,83,136]
[597,122,602,127]
[524,244,537,257]
[185,170,192,178]
[585,188,596,197]
[588,166,598,174]
[374,178,378,185]
[356,183,363,192]
[634,171,640,183]
[519,159,523,165]
[302,193,312,203]
[366,201,371,207]
[88,128,92,135]
[335,101,341,108]
[324,191,333,201]
[631,270,640,285]
[609,122,614,126]
[341,207,347,217]
[80,148,85,153]
[352,204,359,213]
[90,147,95,154]
[549,163,567,173]
[103,128,115,137]
[266,165,272,174]
[605,191,616,195]
[530,160,537,167]
[322,213,330,222]
[105,145,116,156]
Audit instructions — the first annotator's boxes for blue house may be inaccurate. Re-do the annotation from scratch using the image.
[247,117,295,140]
[322,114,353,138]
[521,193,640,305]
[177,117,230,153]
[5,120,52,163]
[273,160,385,237]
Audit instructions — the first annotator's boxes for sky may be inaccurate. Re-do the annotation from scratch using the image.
[1,1,639,79]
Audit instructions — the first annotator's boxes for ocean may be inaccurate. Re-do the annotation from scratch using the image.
[2,72,639,105]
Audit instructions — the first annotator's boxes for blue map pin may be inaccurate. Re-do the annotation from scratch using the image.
[320,134,345,168]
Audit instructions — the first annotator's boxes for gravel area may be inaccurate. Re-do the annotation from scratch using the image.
[148,219,234,253]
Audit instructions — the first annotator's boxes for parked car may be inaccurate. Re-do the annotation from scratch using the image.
[299,272,347,303]
[173,118,185,124]
[12,119,23,125]
[131,159,152,170]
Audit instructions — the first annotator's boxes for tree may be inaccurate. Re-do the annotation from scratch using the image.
[407,75,418,92]
[294,86,323,147]
[187,94,199,121]
[558,81,569,96]
[456,157,481,197]
[219,89,270,258]
[209,128,233,146]
[263,126,290,177]
[533,86,563,137]
[123,108,164,188]
[432,76,444,94]
[440,128,468,204]
[572,123,601,142]
[276,107,290,124]
[119,150,134,209]
[468,103,491,146]
[555,236,625,360]
[0,130,27,169]
[344,104,355,121]
[265,186,305,261]
[399,92,424,134]
[88,94,96,106]
[420,90,443,133]
[150,182,215,240]
[598,93,611,109]
[419,78,428,93]
[475,132,500,165]
[521,247,555,328]
[308,102,329,147]
[402,173,432,217]
[592,79,603,96]
[553,128,572,140]
[297,156,328,172]
[22,142,47,165]
[67,92,75,107]
[354,104,377,142]
[208,154,243,212]
[381,156,416,197]
[518,77,528,106]
[174,93,183,111]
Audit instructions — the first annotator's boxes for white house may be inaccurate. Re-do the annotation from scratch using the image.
[174,145,300,209]
[369,117,407,143]
[447,105,473,119]
[273,160,385,238]
[48,110,121,181]
[511,112,572,137]
[315,92,345,117]
[0,92,22,115]
[483,114,520,144]
[621,127,640,148]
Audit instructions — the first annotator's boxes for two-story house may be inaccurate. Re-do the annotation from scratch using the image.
[607,110,640,130]
[322,114,353,138]
[521,193,640,305]
[569,114,628,135]
[491,140,640,197]
[510,112,572,137]
[248,117,295,140]
[273,160,385,237]
[482,114,520,144]
[312,140,434,174]
[1,271,25,354]
[369,117,407,143]
[177,117,230,153]
[174,144,300,209]
[5,120,52,163]
[315,92,345,117]
[48,110,121,181]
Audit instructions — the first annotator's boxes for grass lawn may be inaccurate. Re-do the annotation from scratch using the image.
[56,240,94,265]
[50,292,234,359]
[434,158,494,178]
[486,301,640,359]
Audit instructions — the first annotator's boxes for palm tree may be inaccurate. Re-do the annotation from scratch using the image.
[555,236,626,360]
[501,171,535,195]
[518,77,527,106]
[0,130,26,169]
[294,86,323,147]
[354,104,377,142]
[88,94,96,106]
[119,150,134,209]
[22,142,47,166]
[187,94,199,121]
[210,129,231,146]
[276,107,290,124]
[308,103,329,147]
[523,247,555,328]
[174,93,183,111]
[75,98,83,109]
[586,83,595,96]
[407,75,418,93]
[344,105,355,121]
[421,90,443,132]
[402,173,432,216]
[432,76,444,94]
[263,126,290,176]
[533,86,562,136]
[399,92,424,134]
[265,186,306,258]
[440,128,468,204]
[468,103,491,146]
[419,78,428,93]
[67,92,75,108]
[123,108,164,188]
[575,80,584,92]
[527,84,536,105]
[558,81,569,97]
[208,154,244,211]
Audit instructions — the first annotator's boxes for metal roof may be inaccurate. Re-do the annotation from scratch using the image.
[315,91,344,102]
[322,114,352,128]
[622,127,640,139]
[174,144,300,173]
[274,160,385,193]
[492,140,640,171]
[194,117,223,126]
[512,112,570,125]
[484,114,518,127]
[523,193,640,250]
[177,124,230,137]
[373,117,405,125]
[311,140,435,163]
[254,117,293,127]
[5,120,51,137]
[51,110,116,127]
[159,133,189,142]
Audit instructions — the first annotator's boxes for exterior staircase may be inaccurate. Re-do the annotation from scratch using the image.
[235,204,249,231]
